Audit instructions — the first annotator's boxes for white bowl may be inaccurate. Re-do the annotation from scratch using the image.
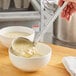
[0,26,35,47]
[9,42,52,72]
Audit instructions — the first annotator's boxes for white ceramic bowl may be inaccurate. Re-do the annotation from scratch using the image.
[9,42,52,72]
[0,26,35,47]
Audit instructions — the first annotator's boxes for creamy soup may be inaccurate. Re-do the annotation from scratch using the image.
[5,32,30,38]
[12,38,42,58]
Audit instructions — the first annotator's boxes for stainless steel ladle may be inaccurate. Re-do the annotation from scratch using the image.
[12,2,68,51]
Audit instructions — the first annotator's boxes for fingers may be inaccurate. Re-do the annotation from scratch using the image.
[61,4,70,19]
[61,11,70,21]
[65,12,70,20]
[72,2,76,10]
[58,0,76,21]
[61,7,66,17]
[60,2,76,21]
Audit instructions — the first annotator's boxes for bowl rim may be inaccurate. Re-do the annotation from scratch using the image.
[9,42,52,60]
[0,26,35,38]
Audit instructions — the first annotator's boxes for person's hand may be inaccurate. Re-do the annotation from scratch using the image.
[58,0,76,20]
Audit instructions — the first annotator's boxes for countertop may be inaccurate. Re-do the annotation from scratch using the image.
[0,42,76,76]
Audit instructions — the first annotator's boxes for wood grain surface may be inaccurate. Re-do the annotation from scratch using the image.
[0,42,76,76]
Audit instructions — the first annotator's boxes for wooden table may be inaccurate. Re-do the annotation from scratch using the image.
[0,42,76,76]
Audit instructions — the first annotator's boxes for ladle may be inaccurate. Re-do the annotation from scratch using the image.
[12,37,42,57]
[12,2,68,56]
[34,1,68,43]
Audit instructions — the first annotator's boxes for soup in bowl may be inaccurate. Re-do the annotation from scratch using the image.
[9,40,52,72]
[0,26,35,48]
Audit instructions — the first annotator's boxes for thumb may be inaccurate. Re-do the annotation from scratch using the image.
[58,0,64,6]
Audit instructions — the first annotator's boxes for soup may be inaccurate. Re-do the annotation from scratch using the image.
[5,32,30,38]
[12,38,42,58]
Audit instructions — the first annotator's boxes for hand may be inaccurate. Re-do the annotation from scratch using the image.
[58,0,76,21]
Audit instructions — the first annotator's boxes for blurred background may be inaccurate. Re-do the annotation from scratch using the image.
[0,0,76,49]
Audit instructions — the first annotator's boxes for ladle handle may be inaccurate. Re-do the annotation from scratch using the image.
[35,2,68,42]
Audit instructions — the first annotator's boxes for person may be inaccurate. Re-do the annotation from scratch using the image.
[58,0,76,20]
